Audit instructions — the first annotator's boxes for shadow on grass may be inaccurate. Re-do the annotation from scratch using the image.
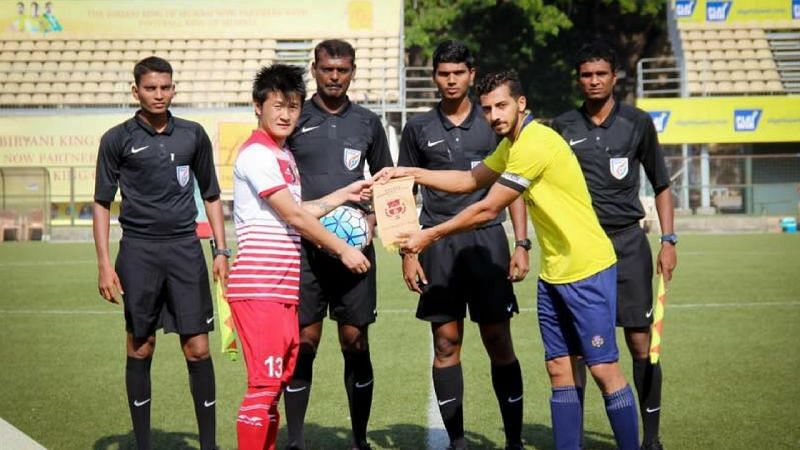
[93,429,199,450]
[522,423,617,450]
[276,422,498,449]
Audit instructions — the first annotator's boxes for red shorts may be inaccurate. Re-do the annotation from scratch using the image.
[230,300,299,388]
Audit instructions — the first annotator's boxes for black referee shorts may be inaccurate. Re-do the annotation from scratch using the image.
[115,235,214,338]
[607,224,654,328]
[298,239,377,327]
[417,224,518,324]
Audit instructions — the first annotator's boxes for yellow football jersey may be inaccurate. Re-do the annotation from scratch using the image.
[483,120,616,284]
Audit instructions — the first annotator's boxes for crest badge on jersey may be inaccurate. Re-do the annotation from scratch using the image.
[176,165,190,187]
[343,148,361,171]
[609,157,628,180]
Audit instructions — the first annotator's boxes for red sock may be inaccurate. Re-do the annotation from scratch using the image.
[264,401,281,450]
[236,387,280,450]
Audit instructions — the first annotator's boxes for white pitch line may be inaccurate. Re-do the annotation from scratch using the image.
[0,417,47,450]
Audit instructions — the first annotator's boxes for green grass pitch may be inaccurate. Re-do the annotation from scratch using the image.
[0,233,798,449]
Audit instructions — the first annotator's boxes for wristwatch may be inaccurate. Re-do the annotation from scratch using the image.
[659,234,678,246]
[213,247,232,258]
[514,238,532,251]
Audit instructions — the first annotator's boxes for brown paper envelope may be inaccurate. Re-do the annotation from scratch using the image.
[371,176,419,250]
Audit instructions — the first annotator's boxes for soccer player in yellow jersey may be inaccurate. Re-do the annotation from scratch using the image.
[376,71,640,449]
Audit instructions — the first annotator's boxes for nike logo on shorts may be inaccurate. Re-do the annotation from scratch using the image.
[507,395,523,403]
[204,400,216,407]
[645,308,653,318]
[133,399,151,407]
[285,385,308,393]
[438,398,456,406]
[646,407,660,413]
[206,316,214,324]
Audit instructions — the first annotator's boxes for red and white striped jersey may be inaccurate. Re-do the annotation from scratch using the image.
[228,129,302,303]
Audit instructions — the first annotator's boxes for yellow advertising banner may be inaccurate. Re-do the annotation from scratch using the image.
[673,0,800,23]
[0,110,255,201]
[2,0,401,38]
[636,96,800,144]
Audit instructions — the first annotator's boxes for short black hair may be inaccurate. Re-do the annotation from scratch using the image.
[432,40,474,71]
[574,42,617,74]
[476,71,523,98]
[314,39,355,64]
[133,56,173,86]
[252,64,306,105]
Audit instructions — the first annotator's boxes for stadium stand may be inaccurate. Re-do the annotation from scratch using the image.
[0,34,402,107]
[638,15,800,97]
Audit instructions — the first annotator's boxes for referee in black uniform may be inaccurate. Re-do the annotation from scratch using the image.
[399,41,529,450]
[283,39,393,450]
[93,57,228,450]
[551,42,677,450]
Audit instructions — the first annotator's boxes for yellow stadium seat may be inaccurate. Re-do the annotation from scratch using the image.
[63,92,80,104]
[19,41,34,51]
[739,49,756,59]
[2,41,20,51]
[47,93,64,104]
[79,40,96,51]
[766,80,783,92]
[742,59,759,70]
[31,93,48,104]
[720,39,737,49]
[49,40,65,51]
[746,70,762,80]
[723,49,739,59]
[718,30,735,40]
[748,28,766,39]
[0,93,15,104]
[755,48,772,59]
[758,58,776,70]
[245,39,261,49]
[686,71,701,81]
[16,93,33,104]
[733,80,750,92]
[111,40,126,51]
[730,70,746,81]
[171,39,187,50]
[140,40,156,51]
[748,80,767,92]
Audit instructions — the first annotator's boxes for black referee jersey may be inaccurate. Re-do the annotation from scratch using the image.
[551,101,670,231]
[399,102,505,228]
[94,112,220,239]
[288,96,393,202]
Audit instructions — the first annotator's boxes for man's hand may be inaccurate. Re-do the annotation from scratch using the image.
[656,244,677,282]
[402,254,428,294]
[398,229,435,255]
[341,179,373,203]
[508,246,530,282]
[98,263,123,304]
[339,246,371,274]
[212,255,229,287]
[373,166,414,183]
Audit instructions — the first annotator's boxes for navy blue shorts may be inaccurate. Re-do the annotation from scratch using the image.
[536,265,619,366]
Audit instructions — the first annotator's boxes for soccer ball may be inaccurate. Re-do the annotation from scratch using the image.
[320,205,370,250]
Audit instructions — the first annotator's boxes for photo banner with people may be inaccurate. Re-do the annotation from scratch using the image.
[3,0,401,37]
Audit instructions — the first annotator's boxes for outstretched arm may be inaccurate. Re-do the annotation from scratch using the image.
[400,182,521,254]
[267,188,370,274]
[301,180,372,218]
[374,163,500,194]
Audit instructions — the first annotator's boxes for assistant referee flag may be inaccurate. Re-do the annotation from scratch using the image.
[215,280,239,361]
[649,274,667,364]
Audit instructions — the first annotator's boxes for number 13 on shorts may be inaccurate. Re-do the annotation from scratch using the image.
[264,355,284,378]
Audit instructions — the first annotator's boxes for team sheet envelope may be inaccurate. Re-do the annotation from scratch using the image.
[372,176,419,250]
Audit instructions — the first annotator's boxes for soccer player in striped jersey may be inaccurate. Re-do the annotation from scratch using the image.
[229,64,371,450]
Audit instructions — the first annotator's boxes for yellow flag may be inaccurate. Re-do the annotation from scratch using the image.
[649,274,667,364]
[214,280,239,361]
